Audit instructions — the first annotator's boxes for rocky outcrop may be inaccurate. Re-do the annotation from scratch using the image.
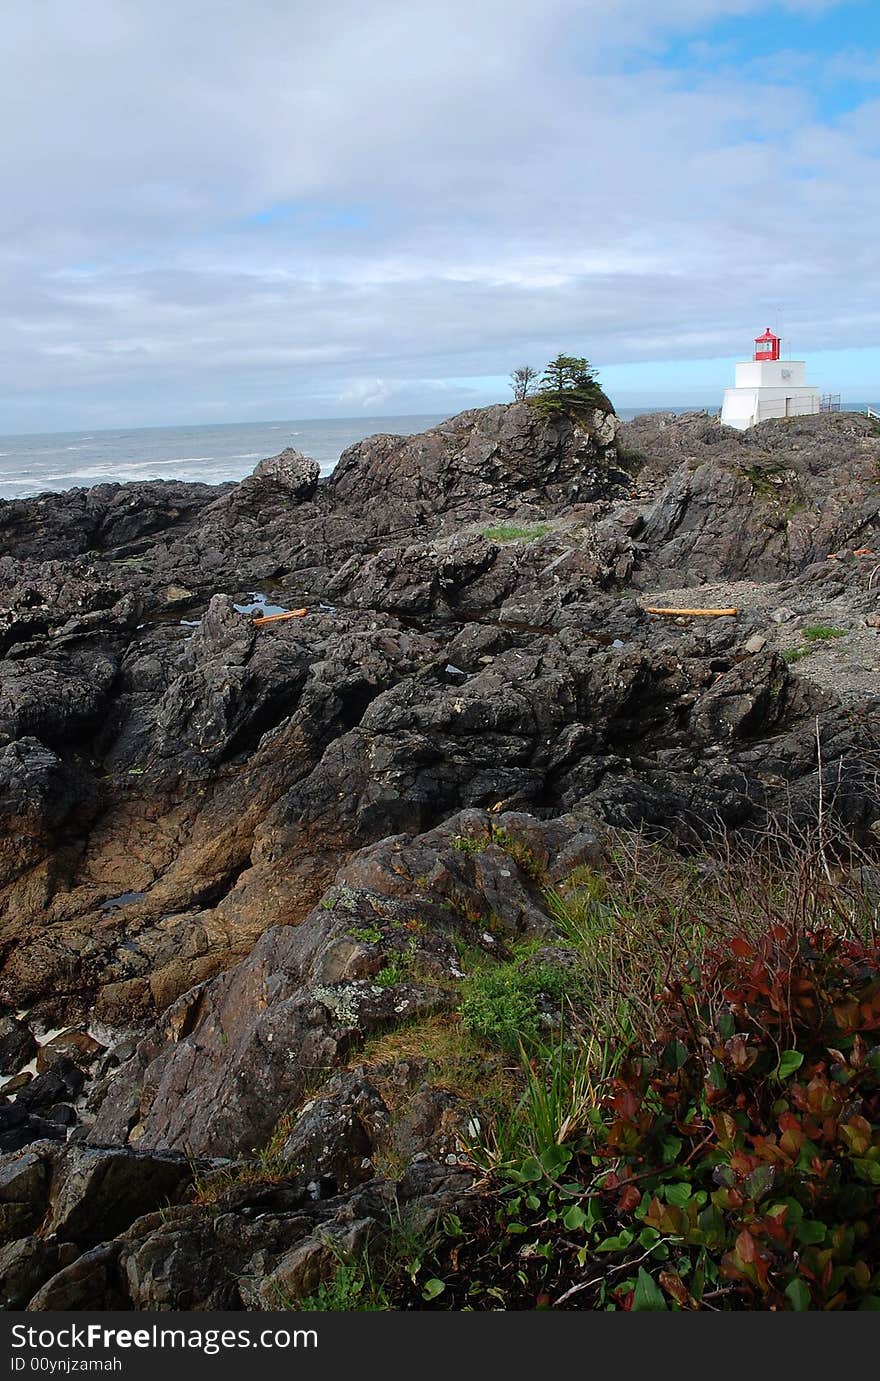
[620,411,880,585]
[0,405,876,1036]
[6,1155,475,1310]
[0,401,877,1311]
[84,808,598,1158]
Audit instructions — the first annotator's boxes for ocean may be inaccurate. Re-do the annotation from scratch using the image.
[0,404,775,502]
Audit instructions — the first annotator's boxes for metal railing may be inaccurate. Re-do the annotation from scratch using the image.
[820,393,841,413]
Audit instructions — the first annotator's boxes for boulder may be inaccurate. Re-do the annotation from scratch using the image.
[0,1016,36,1075]
[250,448,321,502]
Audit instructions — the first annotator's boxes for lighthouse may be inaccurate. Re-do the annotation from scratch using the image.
[720,329,820,430]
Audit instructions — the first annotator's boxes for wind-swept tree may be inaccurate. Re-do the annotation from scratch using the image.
[539,354,598,394]
[529,352,612,422]
[509,365,539,401]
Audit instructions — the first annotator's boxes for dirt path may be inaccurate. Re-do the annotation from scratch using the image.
[642,576,880,709]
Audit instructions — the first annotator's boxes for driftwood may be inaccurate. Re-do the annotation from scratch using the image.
[252,608,308,627]
[643,606,739,618]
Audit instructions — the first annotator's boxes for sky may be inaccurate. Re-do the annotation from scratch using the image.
[1,0,879,433]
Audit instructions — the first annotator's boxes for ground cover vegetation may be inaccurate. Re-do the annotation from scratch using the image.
[299,831,880,1310]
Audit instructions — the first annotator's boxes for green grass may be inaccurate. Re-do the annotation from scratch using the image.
[802,624,846,642]
[449,825,546,881]
[296,1257,390,1312]
[481,524,550,544]
[783,646,814,664]
[374,962,406,987]
[459,960,572,1051]
[348,924,383,945]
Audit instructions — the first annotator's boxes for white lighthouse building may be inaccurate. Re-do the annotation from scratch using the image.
[721,329,820,430]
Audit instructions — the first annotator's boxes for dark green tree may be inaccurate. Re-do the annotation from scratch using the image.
[539,354,598,394]
[529,352,610,422]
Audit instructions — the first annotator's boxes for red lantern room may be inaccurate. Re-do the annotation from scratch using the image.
[754,328,781,362]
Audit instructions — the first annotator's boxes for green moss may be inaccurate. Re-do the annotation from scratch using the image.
[802,624,846,642]
[481,524,550,544]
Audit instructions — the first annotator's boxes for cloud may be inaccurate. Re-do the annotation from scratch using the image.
[0,0,878,427]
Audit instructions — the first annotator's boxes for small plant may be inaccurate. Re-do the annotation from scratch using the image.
[783,646,814,664]
[296,1258,389,1312]
[450,824,546,881]
[484,1031,608,1172]
[459,960,570,1051]
[348,924,383,945]
[450,832,489,855]
[802,624,846,642]
[489,828,546,882]
[375,962,406,987]
[509,365,539,401]
[481,524,550,544]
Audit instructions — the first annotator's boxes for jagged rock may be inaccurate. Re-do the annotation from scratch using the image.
[250,448,321,502]
[0,1016,36,1074]
[22,1158,477,1310]
[256,1217,375,1307]
[0,1236,78,1309]
[280,1074,389,1188]
[0,401,874,1151]
[36,1029,104,1072]
[16,1059,85,1111]
[0,1150,47,1237]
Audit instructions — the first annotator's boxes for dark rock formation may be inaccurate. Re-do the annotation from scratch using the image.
[0,400,877,1309]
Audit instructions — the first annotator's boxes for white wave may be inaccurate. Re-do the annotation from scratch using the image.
[231,452,261,459]
[106,456,216,469]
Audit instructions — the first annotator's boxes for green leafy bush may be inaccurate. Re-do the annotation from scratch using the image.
[411,917,880,1309]
[460,961,569,1051]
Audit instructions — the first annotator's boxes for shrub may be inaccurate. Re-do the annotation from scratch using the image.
[589,922,880,1310]
[460,961,569,1051]
[434,918,880,1310]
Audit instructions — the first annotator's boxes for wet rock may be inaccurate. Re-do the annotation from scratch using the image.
[0,1016,36,1075]
[36,1029,104,1072]
[16,1059,86,1112]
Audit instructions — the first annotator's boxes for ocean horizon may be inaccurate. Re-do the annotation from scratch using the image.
[0,403,875,501]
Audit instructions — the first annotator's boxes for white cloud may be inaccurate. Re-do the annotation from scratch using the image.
[0,0,877,427]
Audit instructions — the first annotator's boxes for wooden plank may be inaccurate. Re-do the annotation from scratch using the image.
[251,608,308,626]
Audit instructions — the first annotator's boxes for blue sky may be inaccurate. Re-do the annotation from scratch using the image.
[0,0,878,431]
